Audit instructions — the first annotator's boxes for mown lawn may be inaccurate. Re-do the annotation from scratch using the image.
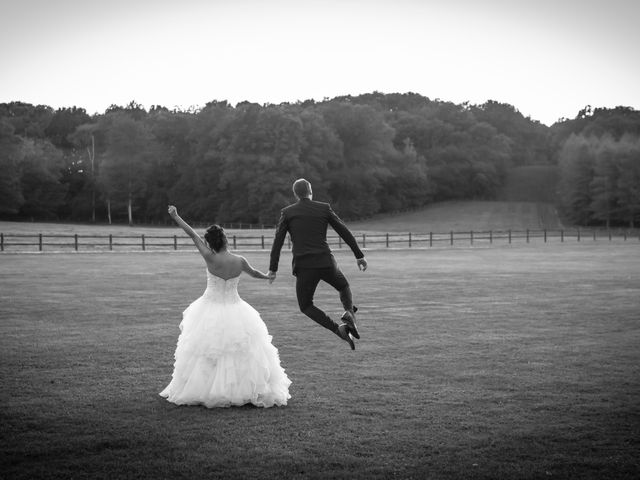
[1,244,639,479]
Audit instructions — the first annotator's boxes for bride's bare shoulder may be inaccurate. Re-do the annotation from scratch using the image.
[228,252,246,263]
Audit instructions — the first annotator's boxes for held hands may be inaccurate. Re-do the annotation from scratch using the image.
[167,205,178,218]
[267,271,277,284]
[357,257,368,271]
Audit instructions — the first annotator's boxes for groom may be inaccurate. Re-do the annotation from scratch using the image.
[268,179,368,350]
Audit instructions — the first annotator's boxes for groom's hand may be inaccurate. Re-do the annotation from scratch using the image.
[267,271,277,284]
[357,257,368,271]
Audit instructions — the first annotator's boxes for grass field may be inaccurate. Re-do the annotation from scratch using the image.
[1,244,639,479]
[1,200,563,238]
[0,220,208,236]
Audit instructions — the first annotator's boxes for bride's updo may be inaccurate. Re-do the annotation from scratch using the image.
[204,225,228,252]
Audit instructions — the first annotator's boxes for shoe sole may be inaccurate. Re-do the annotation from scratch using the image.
[346,334,355,350]
[338,325,356,350]
[341,311,360,339]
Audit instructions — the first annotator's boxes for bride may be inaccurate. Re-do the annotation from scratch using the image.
[159,205,291,408]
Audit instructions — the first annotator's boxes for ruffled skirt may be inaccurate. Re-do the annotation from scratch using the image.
[160,295,291,408]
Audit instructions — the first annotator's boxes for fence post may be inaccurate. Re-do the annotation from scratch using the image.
[386,233,389,248]
[261,235,265,249]
[109,234,113,250]
[544,229,547,242]
[363,234,366,249]
[233,235,237,249]
[39,233,43,251]
[0,233,3,251]
[577,228,580,242]
[174,235,177,250]
[561,230,564,242]
[526,229,529,243]
[508,230,511,244]
[470,231,473,245]
[338,237,342,248]
[409,232,412,248]
[450,231,453,246]
[489,230,492,244]
[74,234,78,251]
[608,229,612,241]
[142,234,146,251]
[430,232,433,247]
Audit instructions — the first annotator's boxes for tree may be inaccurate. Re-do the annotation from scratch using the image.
[168,101,235,221]
[18,138,68,219]
[98,113,159,225]
[218,105,305,223]
[615,135,640,228]
[581,107,640,140]
[0,102,54,138]
[67,123,100,221]
[471,100,550,166]
[558,134,596,224]
[3,95,638,226]
[298,108,342,202]
[558,132,640,227]
[44,107,91,149]
[379,137,431,211]
[0,119,24,215]
[589,136,619,228]
[144,109,193,221]
[319,101,394,218]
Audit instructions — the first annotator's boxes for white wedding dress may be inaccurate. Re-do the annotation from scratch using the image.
[160,271,291,408]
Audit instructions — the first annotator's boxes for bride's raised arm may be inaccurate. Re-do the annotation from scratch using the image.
[168,205,212,257]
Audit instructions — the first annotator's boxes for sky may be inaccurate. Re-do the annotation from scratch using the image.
[1,0,639,126]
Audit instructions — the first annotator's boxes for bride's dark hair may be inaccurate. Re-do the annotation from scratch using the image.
[204,225,228,252]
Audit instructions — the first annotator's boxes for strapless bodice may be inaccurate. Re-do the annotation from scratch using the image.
[203,270,241,303]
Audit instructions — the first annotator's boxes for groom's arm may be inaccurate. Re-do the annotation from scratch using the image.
[327,205,364,259]
[269,210,289,273]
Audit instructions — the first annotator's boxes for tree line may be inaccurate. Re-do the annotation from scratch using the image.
[1,94,639,227]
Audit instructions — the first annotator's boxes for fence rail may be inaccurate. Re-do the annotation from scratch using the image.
[1,229,638,253]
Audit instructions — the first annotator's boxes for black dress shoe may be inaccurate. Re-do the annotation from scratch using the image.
[337,324,355,350]
[341,309,360,339]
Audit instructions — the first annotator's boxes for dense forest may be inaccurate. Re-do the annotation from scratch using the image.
[1,93,639,227]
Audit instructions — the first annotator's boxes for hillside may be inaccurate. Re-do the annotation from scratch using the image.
[347,164,564,234]
[348,201,563,233]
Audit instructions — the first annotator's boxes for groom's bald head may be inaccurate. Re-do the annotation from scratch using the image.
[293,178,312,199]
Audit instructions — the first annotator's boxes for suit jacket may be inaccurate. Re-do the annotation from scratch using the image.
[269,198,364,274]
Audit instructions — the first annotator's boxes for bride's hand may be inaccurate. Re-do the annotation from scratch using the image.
[168,205,178,217]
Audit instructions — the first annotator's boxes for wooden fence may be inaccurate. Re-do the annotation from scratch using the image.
[1,229,638,253]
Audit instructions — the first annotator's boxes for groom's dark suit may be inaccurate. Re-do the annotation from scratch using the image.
[269,198,364,334]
